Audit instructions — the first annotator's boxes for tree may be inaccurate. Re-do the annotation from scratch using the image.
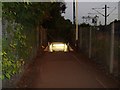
[42,2,66,29]
[2,1,67,79]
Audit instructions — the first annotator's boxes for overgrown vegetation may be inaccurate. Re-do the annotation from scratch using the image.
[1,2,68,79]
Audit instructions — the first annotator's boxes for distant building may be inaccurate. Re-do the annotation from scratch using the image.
[118,1,120,20]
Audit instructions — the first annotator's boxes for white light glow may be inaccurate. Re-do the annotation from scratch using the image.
[49,42,68,52]
[53,44,65,47]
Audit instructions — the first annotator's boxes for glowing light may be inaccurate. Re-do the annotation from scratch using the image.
[49,42,68,52]
[53,44,65,47]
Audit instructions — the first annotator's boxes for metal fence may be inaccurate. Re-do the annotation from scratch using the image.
[78,21,120,79]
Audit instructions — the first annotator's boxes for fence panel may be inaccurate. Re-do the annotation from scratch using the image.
[114,22,120,77]
[79,27,89,54]
[79,22,119,79]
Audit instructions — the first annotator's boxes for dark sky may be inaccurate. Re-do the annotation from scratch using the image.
[62,1,119,25]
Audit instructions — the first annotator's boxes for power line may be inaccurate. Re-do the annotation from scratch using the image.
[82,15,99,26]
[92,5,116,26]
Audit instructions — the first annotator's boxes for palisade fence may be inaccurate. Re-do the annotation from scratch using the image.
[78,21,120,79]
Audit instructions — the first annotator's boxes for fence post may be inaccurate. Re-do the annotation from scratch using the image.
[89,26,92,59]
[80,28,82,49]
[37,26,39,48]
[40,26,43,47]
[110,22,115,74]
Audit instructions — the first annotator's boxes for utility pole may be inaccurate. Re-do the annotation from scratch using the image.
[92,4,116,26]
[73,0,78,48]
[105,5,107,26]
[73,0,75,25]
[76,0,78,41]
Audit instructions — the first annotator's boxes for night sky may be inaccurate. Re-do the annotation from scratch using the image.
[63,0,119,25]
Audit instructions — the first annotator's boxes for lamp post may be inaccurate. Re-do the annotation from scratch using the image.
[75,0,78,48]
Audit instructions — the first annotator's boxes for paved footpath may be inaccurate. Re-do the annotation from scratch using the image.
[17,51,119,88]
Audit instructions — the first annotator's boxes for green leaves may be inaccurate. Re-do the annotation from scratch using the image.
[2,49,25,80]
[2,2,67,80]
[0,75,5,80]
[2,17,38,80]
[0,2,2,20]
[5,73,10,79]
[2,21,26,80]
[2,2,66,28]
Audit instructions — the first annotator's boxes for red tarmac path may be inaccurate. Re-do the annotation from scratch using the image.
[17,49,119,88]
